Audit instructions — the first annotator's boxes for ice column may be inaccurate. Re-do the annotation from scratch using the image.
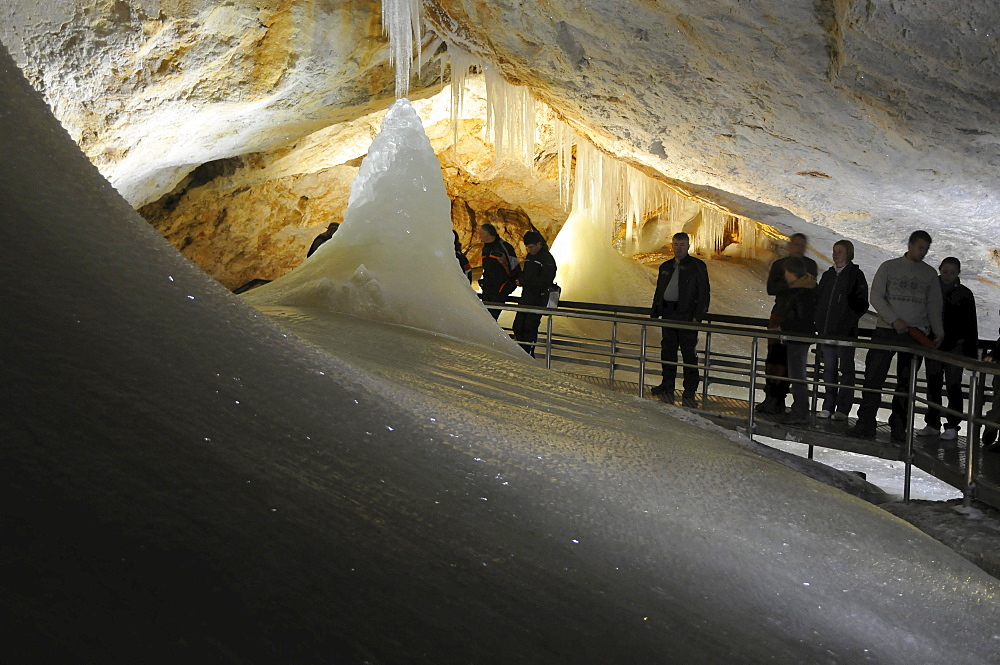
[244,100,525,357]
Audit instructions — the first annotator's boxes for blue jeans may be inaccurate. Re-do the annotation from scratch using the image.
[856,328,922,430]
[924,358,964,429]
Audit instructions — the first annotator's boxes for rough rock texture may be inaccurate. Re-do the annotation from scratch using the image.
[3,0,1000,291]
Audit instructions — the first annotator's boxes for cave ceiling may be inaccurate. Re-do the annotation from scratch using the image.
[2,0,999,287]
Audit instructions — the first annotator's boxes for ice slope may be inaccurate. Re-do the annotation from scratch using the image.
[2,43,1000,664]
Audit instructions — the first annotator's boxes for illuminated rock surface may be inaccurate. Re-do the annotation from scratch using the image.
[4,0,1000,304]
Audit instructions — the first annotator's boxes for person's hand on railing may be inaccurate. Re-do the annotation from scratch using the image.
[892,318,909,334]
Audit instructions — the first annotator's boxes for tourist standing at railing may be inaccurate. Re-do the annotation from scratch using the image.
[513,231,557,357]
[848,230,944,441]
[759,233,818,415]
[778,257,819,424]
[478,223,519,320]
[917,257,978,441]
[650,232,711,403]
[813,239,869,420]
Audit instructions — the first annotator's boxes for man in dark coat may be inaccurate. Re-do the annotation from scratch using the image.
[813,239,869,419]
[478,223,519,320]
[760,233,818,414]
[650,232,710,401]
[918,256,978,440]
[779,257,819,424]
[513,231,557,357]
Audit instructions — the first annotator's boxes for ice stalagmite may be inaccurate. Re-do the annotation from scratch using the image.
[245,99,525,358]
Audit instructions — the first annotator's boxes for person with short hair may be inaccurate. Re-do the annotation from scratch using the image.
[478,223,519,320]
[917,256,978,440]
[848,230,944,441]
[760,233,818,414]
[813,239,869,419]
[512,231,557,357]
[650,232,710,402]
[779,256,819,424]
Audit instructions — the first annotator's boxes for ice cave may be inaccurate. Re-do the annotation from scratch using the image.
[4,1,1000,663]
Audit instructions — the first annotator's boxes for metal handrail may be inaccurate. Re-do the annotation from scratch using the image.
[491,298,1000,506]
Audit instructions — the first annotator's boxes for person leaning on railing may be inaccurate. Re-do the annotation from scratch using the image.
[847,230,944,441]
[759,233,818,415]
[778,257,819,424]
[916,256,978,441]
[813,239,869,420]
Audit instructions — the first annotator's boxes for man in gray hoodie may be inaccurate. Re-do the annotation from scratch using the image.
[848,230,944,441]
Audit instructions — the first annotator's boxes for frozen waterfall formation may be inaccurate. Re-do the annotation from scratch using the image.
[4,43,1000,664]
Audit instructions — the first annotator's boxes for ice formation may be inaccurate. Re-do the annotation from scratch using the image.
[244,99,525,358]
[381,0,422,97]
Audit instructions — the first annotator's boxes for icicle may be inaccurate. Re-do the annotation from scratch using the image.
[447,44,479,151]
[382,0,422,98]
[555,120,576,209]
[483,63,537,169]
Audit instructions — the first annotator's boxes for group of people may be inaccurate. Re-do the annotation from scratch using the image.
[460,224,1000,447]
[461,224,557,357]
[650,228,998,446]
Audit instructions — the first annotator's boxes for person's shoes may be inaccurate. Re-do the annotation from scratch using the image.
[650,384,669,396]
[831,412,849,421]
[846,424,876,440]
[940,427,958,441]
[817,409,831,419]
[983,428,998,446]
[782,412,809,425]
[917,425,940,437]
[756,396,777,413]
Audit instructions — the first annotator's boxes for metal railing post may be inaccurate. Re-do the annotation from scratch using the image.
[544,314,554,370]
[965,370,980,508]
[702,330,712,402]
[638,325,648,398]
[810,345,822,414]
[903,353,919,503]
[748,336,759,438]
[609,321,618,382]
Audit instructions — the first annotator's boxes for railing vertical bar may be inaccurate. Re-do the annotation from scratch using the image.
[609,321,618,382]
[904,353,919,503]
[702,331,712,403]
[638,325,648,398]
[965,370,980,508]
[748,336,759,438]
[544,314,554,370]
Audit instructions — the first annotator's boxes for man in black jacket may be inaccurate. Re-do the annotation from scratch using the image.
[650,232,711,401]
[760,233,819,414]
[918,256,978,440]
[513,231,557,357]
[813,239,869,419]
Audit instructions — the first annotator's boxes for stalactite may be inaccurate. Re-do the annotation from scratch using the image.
[483,64,537,169]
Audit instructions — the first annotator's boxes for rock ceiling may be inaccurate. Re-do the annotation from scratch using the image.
[3,0,999,289]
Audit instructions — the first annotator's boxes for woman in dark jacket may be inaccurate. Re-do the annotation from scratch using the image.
[478,223,519,319]
[513,231,557,357]
[813,239,870,419]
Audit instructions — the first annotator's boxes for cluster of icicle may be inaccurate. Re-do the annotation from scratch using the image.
[380,0,761,259]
